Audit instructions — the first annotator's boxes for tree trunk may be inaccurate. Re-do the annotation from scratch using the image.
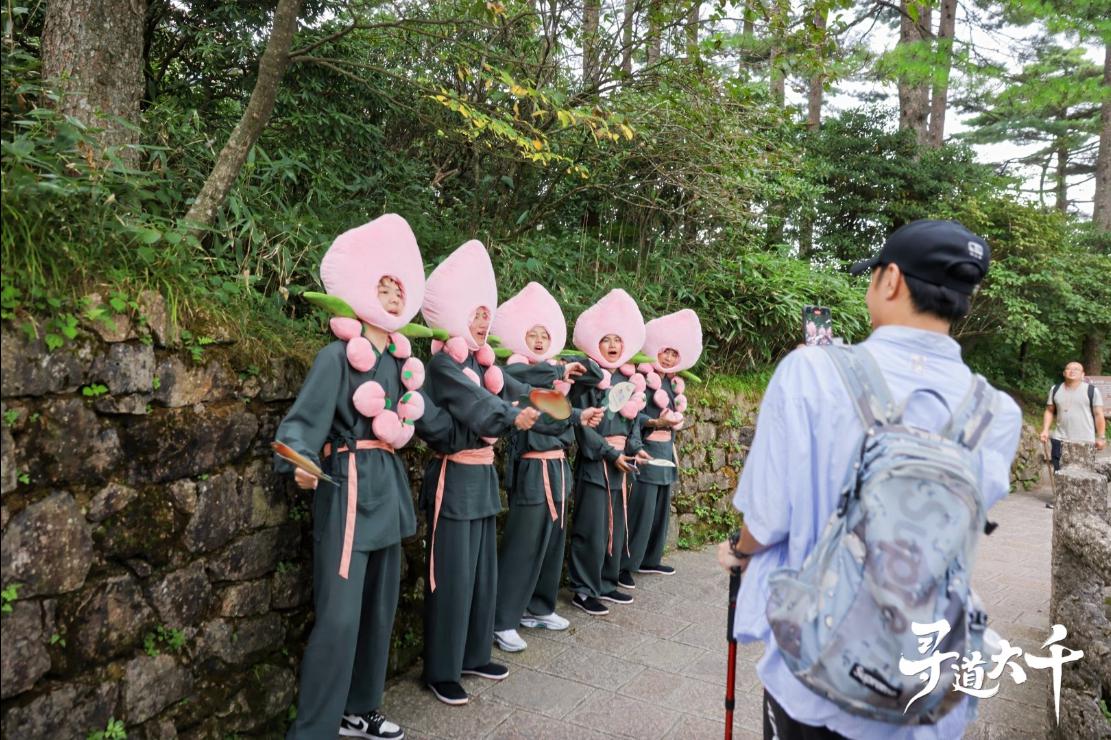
[685,1,699,63]
[1081,332,1103,375]
[183,0,302,230]
[926,0,956,147]
[646,0,661,67]
[1094,42,1111,232]
[739,0,757,74]
[769,0,788,107]
[898,0,931,147]
[1055,138,1069,213]
[41,0,147,166]
[806,8,826,131]
[583,0,601,88]
[620,0,635,76]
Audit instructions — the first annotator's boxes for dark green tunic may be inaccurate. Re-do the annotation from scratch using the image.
[276,340,436,740]
[494,361,602,630]
[624,374,679,576]
[568,364,644,598]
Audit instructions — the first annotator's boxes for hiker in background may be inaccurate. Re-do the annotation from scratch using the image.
[718,220,1022,738]
[1040,361,1106,471]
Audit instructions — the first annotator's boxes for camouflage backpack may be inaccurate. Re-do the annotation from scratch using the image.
[766,345,995,724]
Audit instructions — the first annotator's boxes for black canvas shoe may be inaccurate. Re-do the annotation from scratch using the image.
[340,710,405,739]
[618,571,636,589]
[637,564,676,575]
[427,681,469,706]
[599,590,634,604]
[571,593,610,615]
[461,662,509,680]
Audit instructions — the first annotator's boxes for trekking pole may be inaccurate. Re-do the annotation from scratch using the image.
[725,565,741,740]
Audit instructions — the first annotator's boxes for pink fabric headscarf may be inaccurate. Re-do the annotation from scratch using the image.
[319,214,425,332]
[491,281,566,362]
[643,309,703,373]
[572,289,645,370]
[422,240,499,351]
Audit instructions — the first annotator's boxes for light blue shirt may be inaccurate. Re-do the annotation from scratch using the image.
[732,326,1022,740]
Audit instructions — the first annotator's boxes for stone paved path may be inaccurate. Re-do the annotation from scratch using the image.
[378,488,1053,739]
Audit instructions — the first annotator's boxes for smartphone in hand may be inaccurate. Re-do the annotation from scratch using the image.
[803,306,833,346]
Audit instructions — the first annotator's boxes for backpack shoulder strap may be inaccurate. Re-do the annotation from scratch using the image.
[941,374,996,450]
[1088,382,1095,411]
[822,345,895,429]
[1050,383,1061,410]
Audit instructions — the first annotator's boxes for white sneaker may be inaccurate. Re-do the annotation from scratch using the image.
[494,629,527,652]
[519,611,570,631]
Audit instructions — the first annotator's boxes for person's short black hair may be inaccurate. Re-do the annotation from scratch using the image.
[902,261,982,320]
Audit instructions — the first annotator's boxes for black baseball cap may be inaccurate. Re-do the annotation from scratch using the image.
[849,219,990,295]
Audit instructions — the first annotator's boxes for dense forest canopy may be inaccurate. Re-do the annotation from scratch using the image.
[2,0,1108,398]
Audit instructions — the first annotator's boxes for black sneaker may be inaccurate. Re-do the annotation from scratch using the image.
[427,681,469,706]
[340,710,405,739]
[599,590,634,604]
[1045,503,1055,510]
[571,593,610,615]
[618,571,636,589]
[461,662,509,680]
[637,564,675,575]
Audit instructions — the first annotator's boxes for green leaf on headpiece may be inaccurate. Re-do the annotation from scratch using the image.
[493,347,513,359]
[398,323,450,341]
[303,291,357,319]
[487,334,503,346]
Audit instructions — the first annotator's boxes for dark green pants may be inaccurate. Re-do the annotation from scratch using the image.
[623,481,672,573]
[569,478,626,598]
[287,538,400,740]
[421,515,497,683]
[494,500,566,630]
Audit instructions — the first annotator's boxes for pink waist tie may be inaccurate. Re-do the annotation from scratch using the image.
[602,435,629,556]
[521,450,567,527]
[323,439,396,580]
[430,446,497,592]
[647,428,680,467]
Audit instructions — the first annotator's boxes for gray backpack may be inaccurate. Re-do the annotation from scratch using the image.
[766,345,995,725]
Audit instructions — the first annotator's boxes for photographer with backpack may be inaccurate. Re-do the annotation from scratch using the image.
[717,220,1022,739]
[1039,361,1106,473]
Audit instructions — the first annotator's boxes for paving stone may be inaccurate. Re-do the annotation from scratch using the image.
[541,645,644,690]
[542,617,651,657]
[486,667,593,719]
[380,676,515,738]
[565,690,680,738]
[486,709,618,739]
[599,604,690,640]
[495,632,569,670]
[625,639,704,673]
[619,668,725,721]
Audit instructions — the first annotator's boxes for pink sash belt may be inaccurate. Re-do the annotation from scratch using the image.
[521,450,567,527]
[602,435,629,556]
[323,440,396,580]
[430,446,497,592]
[647,430,673,442]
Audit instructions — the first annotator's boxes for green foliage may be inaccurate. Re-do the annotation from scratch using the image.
[3,409,19,426]
[143,625,186,657]
[81,384,109,398]
[1,583,21,614]
[87,718,126,740]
